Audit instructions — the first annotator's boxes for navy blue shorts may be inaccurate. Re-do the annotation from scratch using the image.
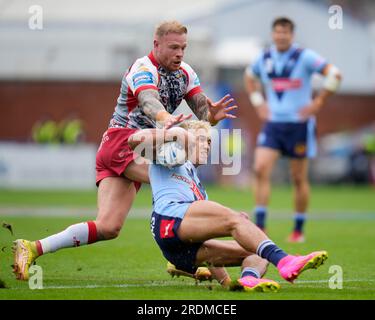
[150,212,203,274]
[256,120,317,158]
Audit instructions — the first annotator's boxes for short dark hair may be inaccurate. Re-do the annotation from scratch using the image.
[272,17,295,32]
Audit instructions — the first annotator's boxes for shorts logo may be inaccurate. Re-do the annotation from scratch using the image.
[160,219,175,239]
[132,71,154,88]
[118,150,125,158]
[98,132,110,152]
[295,143,306,156]
[150,216,156,238]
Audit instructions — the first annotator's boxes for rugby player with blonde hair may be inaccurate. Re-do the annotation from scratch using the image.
[12,21,236,282]
[129,121,328,292]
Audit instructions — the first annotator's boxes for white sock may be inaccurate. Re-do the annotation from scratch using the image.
[38,221,97,254]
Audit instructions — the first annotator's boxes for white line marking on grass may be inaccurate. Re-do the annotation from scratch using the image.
[0,207,153,218]
[294,279,375,284]
[9,281,201,290]
[8,279,375,290]
[1,207,375,220]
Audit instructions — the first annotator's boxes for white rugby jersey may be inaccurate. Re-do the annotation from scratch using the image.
[110,51,202,129]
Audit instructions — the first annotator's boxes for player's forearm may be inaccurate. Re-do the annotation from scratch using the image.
[243,72,259,94]
[186,93,209,121]
[322,64,342,94]
[128,127,190,162]
[315,89,333,105]
[244,73,265,108]
[129,127,190,147]
[138,89,169,122]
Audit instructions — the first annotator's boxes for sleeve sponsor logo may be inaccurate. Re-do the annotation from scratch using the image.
[132,71,154,88]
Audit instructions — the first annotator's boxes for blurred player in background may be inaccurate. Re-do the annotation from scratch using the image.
[13,20,236,281]
[129,120,328,292]
[244,17,342,242]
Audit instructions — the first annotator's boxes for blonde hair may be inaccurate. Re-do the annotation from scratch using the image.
[180,120,211,136]
[154,20,188,39]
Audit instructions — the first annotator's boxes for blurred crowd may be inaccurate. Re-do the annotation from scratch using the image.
[31,116,84,144]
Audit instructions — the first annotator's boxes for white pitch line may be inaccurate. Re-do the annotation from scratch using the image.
[1,207,375,220]
[7,279,375,290]
[8,281,200,290]
[294,279,375,283]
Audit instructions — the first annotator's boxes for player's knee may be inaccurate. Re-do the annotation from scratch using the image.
[96,220,122,240]
[224,212,245,233]
[239,211,250,220]
[291,173,308,187]
[253,163,269,180]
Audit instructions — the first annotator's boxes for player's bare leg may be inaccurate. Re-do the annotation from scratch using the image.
[12,176,138,280]
[179,201,268,251]
[13,161,149,281]
[195,239,278,292]
[123,160,150,184]
[95,177,137,239]
[252,147,279,231]
[178,200,327,283]
[288,158,309,242]
[167,216,251,283]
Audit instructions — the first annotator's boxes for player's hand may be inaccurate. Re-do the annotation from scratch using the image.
[255,104,270,122]
[207,94,238,125]
[299,97,324,120]
[163,113,192,129]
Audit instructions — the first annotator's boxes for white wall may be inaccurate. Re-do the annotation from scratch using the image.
[0,143,97,189]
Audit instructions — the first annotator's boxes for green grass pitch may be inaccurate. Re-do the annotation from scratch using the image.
[0,185,374,300]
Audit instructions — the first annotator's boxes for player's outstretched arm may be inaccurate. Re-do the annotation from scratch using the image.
[186,92,237,126]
